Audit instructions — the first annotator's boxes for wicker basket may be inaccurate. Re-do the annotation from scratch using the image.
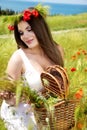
[34,100,77,130]
[34,65,78,130]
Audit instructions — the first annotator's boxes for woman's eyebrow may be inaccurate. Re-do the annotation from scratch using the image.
[26,26,31,30]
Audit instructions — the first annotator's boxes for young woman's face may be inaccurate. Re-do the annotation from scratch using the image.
[18,21,39,49]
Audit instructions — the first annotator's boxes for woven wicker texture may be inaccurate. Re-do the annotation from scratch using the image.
[34,100,77,130]
[41,65,69,99]
[34,65,77,130]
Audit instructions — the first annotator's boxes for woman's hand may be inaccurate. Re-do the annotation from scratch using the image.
[0,91,16,106]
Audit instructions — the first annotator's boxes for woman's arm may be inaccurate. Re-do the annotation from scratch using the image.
[1,50,23,105]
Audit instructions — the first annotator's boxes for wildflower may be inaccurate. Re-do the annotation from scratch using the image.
[71,67,76,72]
[72,55,76,60]
[82,50,87,55]
[77,122,83,129]
[75,88,83,99]
[8,25,14,31]
[77,51,81,55]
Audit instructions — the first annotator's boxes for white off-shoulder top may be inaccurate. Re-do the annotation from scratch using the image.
[19,48,43,92]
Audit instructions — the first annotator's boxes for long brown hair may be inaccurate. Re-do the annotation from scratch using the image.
[14,7,64,67]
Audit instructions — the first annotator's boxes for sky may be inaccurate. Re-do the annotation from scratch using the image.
[14,0,87,5]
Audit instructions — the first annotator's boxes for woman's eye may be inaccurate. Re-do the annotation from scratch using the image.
[27,28,32,32]
[19,32,23,36]
[27,26,32,32]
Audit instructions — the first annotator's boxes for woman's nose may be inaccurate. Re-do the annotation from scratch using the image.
[24,31,29,37]
[22,32,29,39]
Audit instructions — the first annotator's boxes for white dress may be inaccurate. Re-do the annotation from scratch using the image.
[0,49,43,130]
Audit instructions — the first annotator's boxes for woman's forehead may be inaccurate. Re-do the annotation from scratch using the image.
[18,21,31,30]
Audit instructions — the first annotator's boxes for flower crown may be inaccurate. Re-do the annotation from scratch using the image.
[23,9,39,21]
[8,9,39,31]
[8,4,49,31]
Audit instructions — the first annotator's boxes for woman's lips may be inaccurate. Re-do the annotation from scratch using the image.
[26,39,33,44]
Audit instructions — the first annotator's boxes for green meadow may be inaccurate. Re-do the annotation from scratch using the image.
[0,13,87,129]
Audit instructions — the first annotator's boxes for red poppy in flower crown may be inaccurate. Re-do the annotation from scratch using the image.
[23,9,39,21]
[31,9,39,17]
[8,25,14,31]
[23,9,31,21]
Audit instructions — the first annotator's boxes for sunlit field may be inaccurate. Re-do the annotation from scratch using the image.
[0,14,87,129]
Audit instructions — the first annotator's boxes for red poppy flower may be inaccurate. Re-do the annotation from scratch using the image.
[23,9,39,21]
[75,88,83,99]
[8,25,14,31]
[32,9,39,17]
[71,67,76,72]
[77,122,83,129]
[82,50,87,55]
[23,9,31,21]
[72,55,76,60]
[77,51,81,55]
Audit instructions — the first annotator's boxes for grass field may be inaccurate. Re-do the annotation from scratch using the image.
[0,13,87,129]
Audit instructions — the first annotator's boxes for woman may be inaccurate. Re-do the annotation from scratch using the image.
[0,6,64,130]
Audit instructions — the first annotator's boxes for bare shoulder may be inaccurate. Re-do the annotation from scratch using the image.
[6,49,23,80]
[8,49,22,63]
